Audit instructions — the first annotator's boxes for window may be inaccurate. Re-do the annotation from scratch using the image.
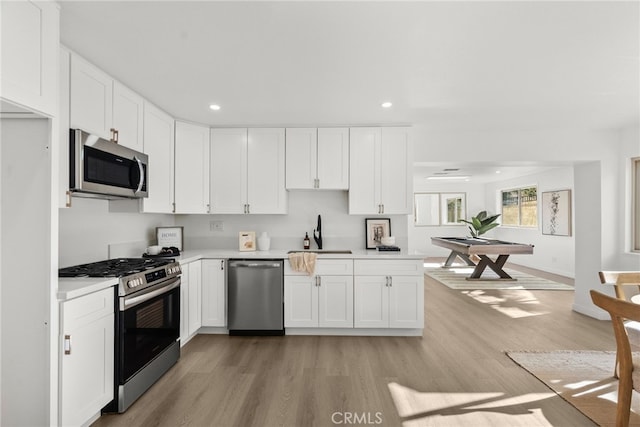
[501,186,538,227]
[414,192,466,226]
[634,158,640,251]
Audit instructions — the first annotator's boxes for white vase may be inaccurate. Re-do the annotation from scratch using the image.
[257,232,271,251]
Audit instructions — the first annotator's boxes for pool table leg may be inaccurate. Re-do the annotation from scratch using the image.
[443,250,476,267]
[467,254,514,280]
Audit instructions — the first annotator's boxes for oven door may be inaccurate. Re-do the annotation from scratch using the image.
[118,277,180,383]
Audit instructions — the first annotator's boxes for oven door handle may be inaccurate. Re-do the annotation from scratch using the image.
[122,277,180,310]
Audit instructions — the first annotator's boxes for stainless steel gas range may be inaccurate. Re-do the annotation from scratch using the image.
[59,257,182,413]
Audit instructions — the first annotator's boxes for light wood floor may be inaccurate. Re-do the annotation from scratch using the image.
[93,262,615,427]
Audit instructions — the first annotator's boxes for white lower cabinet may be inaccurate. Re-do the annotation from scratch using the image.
[353,260,424,329]
[59,287,114,426]
[201,259,226,327]
[285,259,353,328]
[285,275,353,328]
[180,260,202,346]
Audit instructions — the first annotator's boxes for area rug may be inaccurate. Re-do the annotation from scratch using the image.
[425,266,574,290]
[507,350,640,427]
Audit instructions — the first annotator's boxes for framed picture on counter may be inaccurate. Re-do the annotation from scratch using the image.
[156,226,184,250]
[365,218,391,249]
[239,231,256,251]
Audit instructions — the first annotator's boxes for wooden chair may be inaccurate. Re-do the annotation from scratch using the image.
[600,272,640,377]
[591,290,640,427]
[600,271,640,303]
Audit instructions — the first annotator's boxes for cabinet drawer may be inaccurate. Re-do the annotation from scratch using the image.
[285,258,353,276]
[63,287,114,324]
[354,259,423,276]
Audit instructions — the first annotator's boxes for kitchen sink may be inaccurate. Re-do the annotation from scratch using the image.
[287,250,352,254]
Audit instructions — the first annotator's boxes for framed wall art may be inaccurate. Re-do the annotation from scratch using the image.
[541,190,572,236]
[156,226,184,250]
[365,218,391,249]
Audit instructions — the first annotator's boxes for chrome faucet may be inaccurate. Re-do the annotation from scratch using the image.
[313,214,323,250]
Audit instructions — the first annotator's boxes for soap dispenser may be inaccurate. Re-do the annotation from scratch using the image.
[303,232,310,250]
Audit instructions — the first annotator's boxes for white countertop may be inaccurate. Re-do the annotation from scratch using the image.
[58,248,425,301]
[176,248,424,264]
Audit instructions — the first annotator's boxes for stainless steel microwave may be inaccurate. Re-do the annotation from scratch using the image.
[69,129,148,199]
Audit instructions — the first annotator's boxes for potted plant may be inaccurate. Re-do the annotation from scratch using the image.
[459,210,501,238]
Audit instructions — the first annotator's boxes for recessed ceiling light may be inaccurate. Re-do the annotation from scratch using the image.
[381,102,392,108]
[209,104,221,111]
[495,170,502,174]
[427,176,470,181]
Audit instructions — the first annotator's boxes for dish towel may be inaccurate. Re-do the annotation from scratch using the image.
[288,252,317,275]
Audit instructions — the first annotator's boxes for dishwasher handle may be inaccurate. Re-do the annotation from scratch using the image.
[229,261,282,269]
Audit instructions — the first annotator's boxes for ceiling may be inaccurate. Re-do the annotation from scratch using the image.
[58,1,639,181]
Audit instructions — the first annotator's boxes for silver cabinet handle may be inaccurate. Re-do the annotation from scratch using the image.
[64,335,71,355]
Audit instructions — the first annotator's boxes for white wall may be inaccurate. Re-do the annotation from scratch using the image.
[484,167,575,277]
[58,199,174,267]
[176,190,408,252]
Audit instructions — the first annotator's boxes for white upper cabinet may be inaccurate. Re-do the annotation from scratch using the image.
[175,121,210,214]
[70,52,145,149]
[248,128,287,213]
[317,128,349,189]
[210,128,287,214]
[210,128,248,214]
[112,81,144,151]
[286,128,349,190]
[0,0,59,116]
[349,127,411,215]
[141,102,175,213]
[70,54,113,139]
[285,128,316,189]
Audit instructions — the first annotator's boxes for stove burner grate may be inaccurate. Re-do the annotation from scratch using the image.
[59,258,175,278]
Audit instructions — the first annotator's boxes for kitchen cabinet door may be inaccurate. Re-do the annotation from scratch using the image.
[0,0,59,116]
[354,276,389,328]
[112,81,144,152]
[284,276,318,328]
[141,102,175,213]
[59,47,71,209]
[379,127,411,214]
[348,127,411,214]
[60,287,114,426]
[175,121,210,214]
[349,128,380,214]
[188,261,202,337]
[247,128,287,214]
[201,259,226,327]
[388,275,424,329]
[317,128,349,190]
[180,263,190,345]
[70,53,113,140]
[210,128,248,214]
[285,128,317,189]
[318,275,353,328]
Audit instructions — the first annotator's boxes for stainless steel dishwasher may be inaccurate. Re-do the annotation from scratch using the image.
[227,259,284,335]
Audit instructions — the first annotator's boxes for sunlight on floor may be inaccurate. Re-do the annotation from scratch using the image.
[387,382,557,426]
[462,289,550,318]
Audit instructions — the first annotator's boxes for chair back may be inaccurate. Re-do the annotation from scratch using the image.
[599,271,640,302]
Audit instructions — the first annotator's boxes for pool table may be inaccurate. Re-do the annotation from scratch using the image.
[431,237,535,280]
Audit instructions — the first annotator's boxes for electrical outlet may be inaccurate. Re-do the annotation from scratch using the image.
[210,221,224,232]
